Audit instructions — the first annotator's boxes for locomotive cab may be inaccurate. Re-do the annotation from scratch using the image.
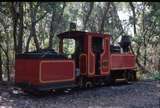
[58,32,84,77]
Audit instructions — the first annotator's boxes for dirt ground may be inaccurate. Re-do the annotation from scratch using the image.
[0,80,159,108]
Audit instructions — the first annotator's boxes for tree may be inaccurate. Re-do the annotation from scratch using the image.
[0,2,159,82]
[0,32,2,81]
[109,2,125,43]
[26,2,48,52]
[10,2,24,54]
[129,2,137,36]
[99,2,110,33]
[82,2,94,31]
[48,2,66,49]
[10,2,19,53]
[17,2,24,54]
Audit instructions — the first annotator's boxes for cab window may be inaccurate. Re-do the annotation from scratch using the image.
[92,37,103,53]
[63,39,75,58]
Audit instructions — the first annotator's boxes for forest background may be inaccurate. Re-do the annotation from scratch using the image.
[0,2,159,82]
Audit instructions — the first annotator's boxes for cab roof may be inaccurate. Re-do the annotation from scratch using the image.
[57,31,109,39]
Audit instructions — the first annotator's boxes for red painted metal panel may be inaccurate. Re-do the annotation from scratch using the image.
[15,59,39,85]
[15,59,75,85]
[40,60,75,83]
[110,53,136,70]
[79,54,87,75]
[88,36,95,76]
[100,36,110,75]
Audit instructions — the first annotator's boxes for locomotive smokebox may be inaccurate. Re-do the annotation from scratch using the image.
[119,35,131,52]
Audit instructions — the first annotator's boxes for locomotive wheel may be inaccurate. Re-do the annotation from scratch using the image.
[105,74,116,85]
[127,70,137,81]
[100,82,105,86]
[78,77,84,88]
[122,71,128,83]
[130,71,137,81]
[126,71,132,81]
[85,81,93,88]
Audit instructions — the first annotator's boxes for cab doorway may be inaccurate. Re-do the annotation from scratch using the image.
[92,37,103,75]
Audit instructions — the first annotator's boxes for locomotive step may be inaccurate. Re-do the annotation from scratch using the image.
[115,78,127,82]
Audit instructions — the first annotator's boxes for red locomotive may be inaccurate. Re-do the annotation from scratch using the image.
[15,30,136,92]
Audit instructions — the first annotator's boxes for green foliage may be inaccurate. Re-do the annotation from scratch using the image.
[138,71,160,80]
[63,39,75,55]
[0,2,159,81]
[153,72,160,80]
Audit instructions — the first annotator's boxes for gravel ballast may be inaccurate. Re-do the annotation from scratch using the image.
[0,80,159,108]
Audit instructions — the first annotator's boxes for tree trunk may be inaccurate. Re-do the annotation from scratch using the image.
[25,35,32,52]
[26,24,40,52]
[158,58,160,72]
[33,23,40,51]
[31,3,40,51]
[5,30,10,81]
[0,31,2,81]
[11,2,18,53]
[142,3,147,66]
[6,54,10,81]
[83,2,94,31]
[26,2,40,52]
[48,10,55,49]
[0,45,2,81]
[48,3,66,49]
[17,2,23,54]
[0,44,10,81]
[130,45,149,73]
[110,2,125,43]
[129,2,137,36]
[129,2,148,72]
[99,2,110,33]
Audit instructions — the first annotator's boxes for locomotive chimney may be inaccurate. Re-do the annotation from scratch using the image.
[70,22,76,31]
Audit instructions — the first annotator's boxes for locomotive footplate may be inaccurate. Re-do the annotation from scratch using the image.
[16,81,77,92]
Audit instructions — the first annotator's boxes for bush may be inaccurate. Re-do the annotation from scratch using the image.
[153,71,160,80]
[138,71,160,80]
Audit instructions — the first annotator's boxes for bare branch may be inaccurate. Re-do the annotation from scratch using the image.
[99,2,110,33]
[129,2,137,36]
[34,11,48,24]
[83,2,94,31]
